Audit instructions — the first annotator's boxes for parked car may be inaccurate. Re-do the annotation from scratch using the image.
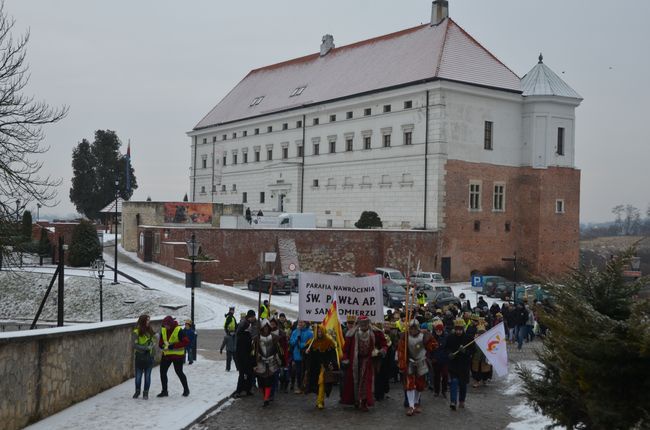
[513,284,551,305]
[375,267,408,287]
[481,275,510,297]
[247,274,292,294]
[328,272,355,277]
[410,271,445,284]
[495,282,517,301]
[413,280,452,294]
[427,291,462,309]
[383,282,407,308]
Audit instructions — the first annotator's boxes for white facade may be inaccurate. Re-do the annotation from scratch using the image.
[188,18,581,229]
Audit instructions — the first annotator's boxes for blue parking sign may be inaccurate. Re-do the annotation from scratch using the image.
[471,276,482,287]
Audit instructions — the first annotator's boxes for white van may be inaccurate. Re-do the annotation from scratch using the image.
[410,271,445,284]
[374,267,408,287]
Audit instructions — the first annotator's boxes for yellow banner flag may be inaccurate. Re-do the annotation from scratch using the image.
[321,295,345,362]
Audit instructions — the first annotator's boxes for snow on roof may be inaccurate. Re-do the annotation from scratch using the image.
[194,18,522,130]
[99,198,124,214]
[521,54,582,99]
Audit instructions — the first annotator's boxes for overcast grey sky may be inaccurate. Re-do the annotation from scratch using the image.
[6,0,649,223]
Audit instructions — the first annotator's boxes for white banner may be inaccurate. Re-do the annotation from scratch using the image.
[474,322,509,377]
[299,272,383,323]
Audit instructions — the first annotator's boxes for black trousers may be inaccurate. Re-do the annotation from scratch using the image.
[160,359,189,392]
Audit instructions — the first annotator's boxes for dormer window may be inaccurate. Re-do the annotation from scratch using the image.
[290,86,307,97]
[250,96,265,107]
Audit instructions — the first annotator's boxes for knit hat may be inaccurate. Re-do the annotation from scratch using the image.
[162,316,175,326]
[246,309,256,318]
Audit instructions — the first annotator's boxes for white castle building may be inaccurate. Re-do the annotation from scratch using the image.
[188,2,582,234]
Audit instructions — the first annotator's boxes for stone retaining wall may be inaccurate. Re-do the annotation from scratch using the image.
[0,318,162,430]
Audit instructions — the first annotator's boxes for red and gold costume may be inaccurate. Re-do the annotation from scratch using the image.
[397,322,438,415]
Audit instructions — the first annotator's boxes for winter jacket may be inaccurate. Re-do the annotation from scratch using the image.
[445,331,474,384]
[289,327,313,362]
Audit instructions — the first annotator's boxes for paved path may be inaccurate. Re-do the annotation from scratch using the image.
[192,343,539,430]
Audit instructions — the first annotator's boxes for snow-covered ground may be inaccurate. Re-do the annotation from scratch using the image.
[503,361,557,429]
[24,353,237,430]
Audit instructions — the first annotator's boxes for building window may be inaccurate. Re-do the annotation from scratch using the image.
[267,149,273,160]
[250,96,264,106]
[202,138,207,144]
[298,145,304,157]
[330,114,336,122]
[290,86,306,97]
[243,153,248,163]
[232,132,237,139]
[383,104,391,113]
[232,184,237,191]
[267,126,273,133]
[313,118,319,126]
[493,183,505,211]
[313,179,319,187]
[469,182,481,210]
[212,136,217,143]
[474,220,481,232]
[200,185,206,193]
[222,134,227,140]
[242,192,247,203]
[556,199,565,214]
[505,221,511,232]
[212,185,216,192]
[243,130,247,137]
[404,131,412,145]
[383,134,391,147]
[254,128,259,135]
[346,138,353,152]
[201,157,207,169]
[233,154,238,165]
[346,111,353,119]
[282,147,288,159]
[282,123,288,130]
[557,127,565,155]
[404,100,413,109]
[326,219,333,228]
[364,108,371,116]
[222,156,227,166]
[221,184,226,192]
[313,143,320,155]
[297,120,303,128]
[329,141,336,153]
[484,121,493,150]
[364,136,371,150]
[255,150,260,162]
[260,192,265,203]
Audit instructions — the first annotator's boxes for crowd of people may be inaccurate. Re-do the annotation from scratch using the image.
[220,296,546,415]
[131,295,546,415]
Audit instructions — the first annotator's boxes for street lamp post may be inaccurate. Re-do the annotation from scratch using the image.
[93,258,106,321]
[113,179,119,284]
[186,233,201,324]
[15,199,21,222]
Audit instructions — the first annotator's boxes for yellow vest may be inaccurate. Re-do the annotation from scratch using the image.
[225,316,236,333]
[417,293,426,306]
[396,319,406,332]
[133,328,153,351]
[260,304,269,319]
[161,326,184,356]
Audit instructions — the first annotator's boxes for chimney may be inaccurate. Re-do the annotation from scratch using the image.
[431,0,449,26]
[320,34,334,57]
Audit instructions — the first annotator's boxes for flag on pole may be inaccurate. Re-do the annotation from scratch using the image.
[321,294,345,363]
[125,140,131,194]
[474,321,509,376]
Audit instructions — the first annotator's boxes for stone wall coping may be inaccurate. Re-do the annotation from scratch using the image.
[0,316,165,343]
[142,226,441,234]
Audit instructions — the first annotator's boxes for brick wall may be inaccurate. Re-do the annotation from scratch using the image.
[138,227,441,283]
[442,160,580,280]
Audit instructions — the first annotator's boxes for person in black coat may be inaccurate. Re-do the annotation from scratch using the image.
[445,318,474,410]
[234,310,256,397]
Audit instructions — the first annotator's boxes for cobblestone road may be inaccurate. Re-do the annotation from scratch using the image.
[193,343,539,430]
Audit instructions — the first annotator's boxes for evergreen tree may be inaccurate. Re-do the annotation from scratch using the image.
[68,219,101,267]
[69,130,137,219]
[21,210,32,241]
[354,211,383,229]
[517,251,650,429]
[38,226,50,256]
[183,193,188,202]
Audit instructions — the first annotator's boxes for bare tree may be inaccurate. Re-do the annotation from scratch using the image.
[0,2,67,252]
[0,2,68,271]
